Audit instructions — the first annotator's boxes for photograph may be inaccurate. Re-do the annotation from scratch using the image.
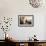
[18,15,34,27]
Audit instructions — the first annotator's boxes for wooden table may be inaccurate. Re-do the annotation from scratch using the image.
[13,40,46,46]
[5,39,46,46]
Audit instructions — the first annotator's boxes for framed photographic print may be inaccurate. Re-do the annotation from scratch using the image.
[18,15,34,27]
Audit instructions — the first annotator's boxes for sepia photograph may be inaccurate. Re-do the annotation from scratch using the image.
[18,15,34,27]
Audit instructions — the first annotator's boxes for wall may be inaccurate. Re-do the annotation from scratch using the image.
[44,16,46,40]
[0,0,46,40]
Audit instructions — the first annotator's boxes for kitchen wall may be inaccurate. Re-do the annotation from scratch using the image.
[0,0,46,40]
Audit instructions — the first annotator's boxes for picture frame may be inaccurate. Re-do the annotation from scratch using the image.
[18,15,34,27]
